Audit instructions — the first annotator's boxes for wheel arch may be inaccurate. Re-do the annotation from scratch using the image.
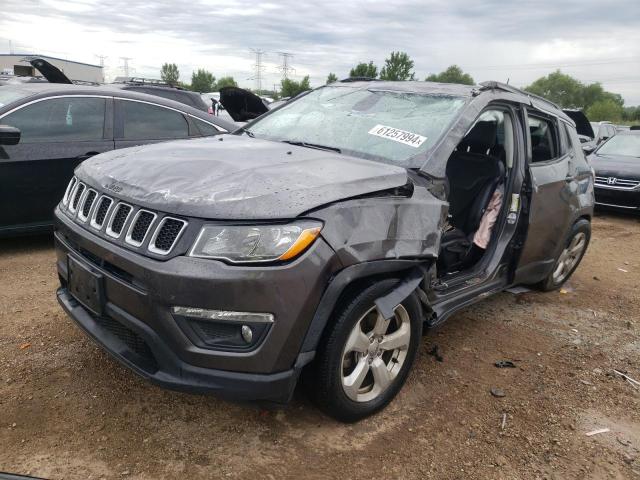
[297,259,432,365]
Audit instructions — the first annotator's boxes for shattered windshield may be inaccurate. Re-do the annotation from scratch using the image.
[247,85,467,167]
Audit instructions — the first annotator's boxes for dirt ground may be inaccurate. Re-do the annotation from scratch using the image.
[1,212,639,480]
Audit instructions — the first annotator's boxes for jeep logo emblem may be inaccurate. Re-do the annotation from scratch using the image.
[607,177,617,185]
[105,182,123,193]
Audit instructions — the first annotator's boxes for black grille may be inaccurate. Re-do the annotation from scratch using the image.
[94,197,112,227]
[130,211,155,243]
[81,190,97,218]
[94,316,157,372]
[153,218,185,252]
[110,204,132,235]
[72,184,86,210]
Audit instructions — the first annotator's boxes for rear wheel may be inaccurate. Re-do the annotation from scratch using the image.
[306,280,422,422]
[538,219,590,291]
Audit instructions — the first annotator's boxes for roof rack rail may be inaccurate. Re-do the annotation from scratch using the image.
[112,77,185,89]
[479,80,562,110]
[340,76,379,82]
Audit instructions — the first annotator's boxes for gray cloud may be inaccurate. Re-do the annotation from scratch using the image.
[2,0,639,103]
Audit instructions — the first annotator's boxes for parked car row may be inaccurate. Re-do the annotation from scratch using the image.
[0,82,235,237]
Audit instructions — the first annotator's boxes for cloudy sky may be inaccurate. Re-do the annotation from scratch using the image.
[2,0,639,103]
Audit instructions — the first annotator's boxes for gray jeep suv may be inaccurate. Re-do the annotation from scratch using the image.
[53,80,594,421]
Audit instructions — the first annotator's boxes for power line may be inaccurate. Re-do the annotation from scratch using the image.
[120,57,132,77]
[249,48,266,92]
[277,52,295,79]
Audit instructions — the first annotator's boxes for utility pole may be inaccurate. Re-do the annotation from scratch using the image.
[95,54,107,82]
[120,57,132,78]
[277,52,295,79]
[249,48,266,93]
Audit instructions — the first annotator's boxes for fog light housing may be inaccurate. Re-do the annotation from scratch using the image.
[171,307,273,352]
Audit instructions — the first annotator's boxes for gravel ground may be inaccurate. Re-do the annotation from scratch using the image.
[0,212,639,480]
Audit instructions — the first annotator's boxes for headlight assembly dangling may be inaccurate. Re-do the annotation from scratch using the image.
[188,220,322,263]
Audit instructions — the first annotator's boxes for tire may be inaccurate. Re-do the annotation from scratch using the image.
[305,279,423,422]
[537,218,591,292]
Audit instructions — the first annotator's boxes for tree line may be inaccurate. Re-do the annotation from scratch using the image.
[160,52,638,123]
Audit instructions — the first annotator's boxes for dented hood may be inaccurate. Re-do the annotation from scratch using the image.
[75,135,408,219]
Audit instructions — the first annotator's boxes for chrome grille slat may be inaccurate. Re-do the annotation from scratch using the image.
[69,183,86,213]
[125,210,157,247]
[148,217,188,255]
[106,203,133,238]
[90,196,113,230]
[594,176,640,190]
[78,189,98,222]
[63,185,188,256]
[62,177,77,206]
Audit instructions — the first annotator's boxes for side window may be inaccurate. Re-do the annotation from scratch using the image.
[528,114,560,163]
[121,101,189,140]
[194,119,222,136]
[4,97,105,143]
[558,122,570,156]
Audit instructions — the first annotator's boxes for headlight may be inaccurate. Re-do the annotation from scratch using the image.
[188,220,322,263]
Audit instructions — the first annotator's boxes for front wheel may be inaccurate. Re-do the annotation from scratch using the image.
[305,280,423,422]
[538,218,591,291]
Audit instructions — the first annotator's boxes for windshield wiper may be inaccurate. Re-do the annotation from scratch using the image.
[281,140,341,153]
[237,127,255,137]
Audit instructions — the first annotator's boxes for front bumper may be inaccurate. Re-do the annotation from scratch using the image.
[54,206,340,402]
[57,287,299,402]
[594,185,640,211]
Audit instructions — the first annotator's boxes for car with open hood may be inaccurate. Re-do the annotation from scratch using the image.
[53,80,594,421]
[0,82,235,237]
[589,130,640,211]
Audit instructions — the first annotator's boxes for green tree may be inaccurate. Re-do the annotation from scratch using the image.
[160,63,180,85]
[280,76,311,98]
[426,65,474,85]
[586,99,624,122]
[379,51,415,81]
[215,76,238,89]
[524,70,624,111]
[326,72,338,84]
[349,61,378,79]
[190,68,215,92]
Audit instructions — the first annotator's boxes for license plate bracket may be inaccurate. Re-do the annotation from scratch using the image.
[68,255,104,315]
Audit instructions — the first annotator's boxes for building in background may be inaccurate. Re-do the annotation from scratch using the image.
[0,54,103,83]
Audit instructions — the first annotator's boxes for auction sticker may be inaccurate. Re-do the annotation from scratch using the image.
[368,124,427,148]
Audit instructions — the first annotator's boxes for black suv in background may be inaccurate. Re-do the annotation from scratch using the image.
[54,80,594,422]
[111,77,210,112]
[0,83,235,237]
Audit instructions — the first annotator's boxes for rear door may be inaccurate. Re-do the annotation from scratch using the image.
[0,95,114,232]
[514,108,576,283]
[114,98,192,148]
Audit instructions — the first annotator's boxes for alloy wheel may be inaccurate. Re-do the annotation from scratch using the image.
[552,232,587,284]
[340,304,411,402]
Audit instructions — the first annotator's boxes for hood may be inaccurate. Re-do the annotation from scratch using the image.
[590,153,640,179]
[75,134,408,219]
[219,87,269,122]
[27,57,72,84]
[563,109,594,139]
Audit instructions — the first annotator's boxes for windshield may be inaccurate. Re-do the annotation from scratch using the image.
[597,134,640,158]
[0,87,32,109]
[247,85,467,166]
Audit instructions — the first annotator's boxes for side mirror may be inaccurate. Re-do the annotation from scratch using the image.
[0,125,21,146]
[582,145,595,154]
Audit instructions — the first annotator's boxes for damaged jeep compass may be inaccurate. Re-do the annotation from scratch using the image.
[54,80,594,422]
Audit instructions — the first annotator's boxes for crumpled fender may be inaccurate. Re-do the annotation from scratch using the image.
[310,183,448,266]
